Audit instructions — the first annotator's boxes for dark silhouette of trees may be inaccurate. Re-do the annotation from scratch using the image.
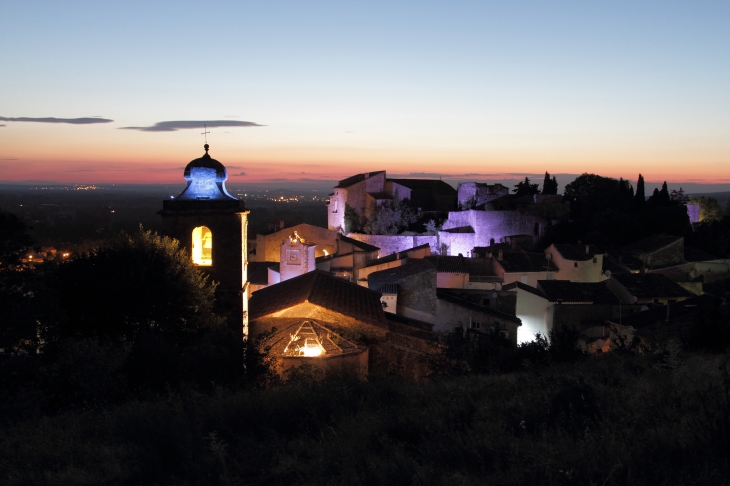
[0,209,41,353]
[690,196,723,222]
[540,173,690,250]
[513,177,540,197]
[49,228,223,342]
[541,172,559,195]
[634,174,646,210]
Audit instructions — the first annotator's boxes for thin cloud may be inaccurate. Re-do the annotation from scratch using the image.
[0,158,19,160]
[0,116,113,124]
[120,120,264,132]
[232,172,247,176]
[0,124,5,127]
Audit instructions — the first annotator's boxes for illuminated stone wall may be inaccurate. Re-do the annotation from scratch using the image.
[253,223,338,262]
[346,234,439,257]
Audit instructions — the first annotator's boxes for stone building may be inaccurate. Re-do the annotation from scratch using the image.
[159,144,249,331]
[327,171,457,232]
[367,259,521,340]
[544,243,604,282]
[457,182,509,208]
[248,270,436,379]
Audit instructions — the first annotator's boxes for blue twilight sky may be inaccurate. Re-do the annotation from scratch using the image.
[0,1,728,186]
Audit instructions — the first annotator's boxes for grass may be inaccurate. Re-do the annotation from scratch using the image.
[1,351,729,485]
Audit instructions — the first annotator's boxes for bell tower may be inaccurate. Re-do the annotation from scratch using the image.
[159,143,250,334]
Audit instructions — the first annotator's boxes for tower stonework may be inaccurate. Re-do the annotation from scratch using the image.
[159,144,250,334]
[279,232,317,282]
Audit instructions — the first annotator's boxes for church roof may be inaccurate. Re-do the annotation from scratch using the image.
[249,270,388,329]
[174,144,237,201]
[183,144,227,180]
[388,179,457,195]
[334,171,386,188]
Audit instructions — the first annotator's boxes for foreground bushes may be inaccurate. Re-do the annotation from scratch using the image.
[1,352,729,485]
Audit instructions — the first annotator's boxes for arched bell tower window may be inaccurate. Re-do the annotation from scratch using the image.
[192,226,213,266]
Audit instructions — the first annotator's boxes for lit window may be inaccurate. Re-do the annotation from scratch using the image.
[192,226,213,266]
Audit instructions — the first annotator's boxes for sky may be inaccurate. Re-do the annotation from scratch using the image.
[1,1,729,189]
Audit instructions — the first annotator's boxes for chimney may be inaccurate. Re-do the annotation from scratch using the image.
[586,244,590,254]
[279,219,285,230]
[497,249,503,261]
[511,238,517,250]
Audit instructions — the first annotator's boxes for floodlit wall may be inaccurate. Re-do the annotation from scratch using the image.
[545,244,603,282]
[509,287,549,344]
[346,234,439,257]
[442,210,547,249]
[433,299,519,344]
[253,224,338,262]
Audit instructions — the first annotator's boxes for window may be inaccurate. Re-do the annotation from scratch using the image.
[192,226,213,266]
[534,223,540,235]
[574,261,578,268]
[471,322,481,329]
[593,258,597,263]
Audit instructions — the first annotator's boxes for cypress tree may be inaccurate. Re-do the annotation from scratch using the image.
[542,172,551,194]
[634,174,646,209]
[659,181,671,205]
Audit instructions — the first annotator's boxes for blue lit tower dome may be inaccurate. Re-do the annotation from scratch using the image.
[176,143,236,200]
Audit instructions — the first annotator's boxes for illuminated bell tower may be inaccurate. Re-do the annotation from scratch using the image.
[159,143,250,334]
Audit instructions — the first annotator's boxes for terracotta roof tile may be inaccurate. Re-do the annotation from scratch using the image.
[249,270,388,329]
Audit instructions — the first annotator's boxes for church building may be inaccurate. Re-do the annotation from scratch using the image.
[159,144,250,332]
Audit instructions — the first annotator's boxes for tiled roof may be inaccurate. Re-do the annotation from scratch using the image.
[611,273,694,300]
[335,171,385,188]
[436,290,521,323]
[537,280,616,304]
[620,235,683,255]
[339,235,380,252]
[362,243,431,268]
[552,244,602,261]
[613,294,720,330]
[425,255,468,273]
[503,281,548,299]
[368,259,436,290]
[472,244,511,258]
[463,258,497,277]
[498,252,558,273]
[388,179,457,195]
[376,283,398,294]
[602,254,634,275]
[248,261,278,285]
[249,270,388,329]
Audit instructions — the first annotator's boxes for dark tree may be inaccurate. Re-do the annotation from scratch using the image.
[513,177,540,197]
[541,172,559,195]
[658,181,671,205]
[0,209,39,352]
[49,228,223,342]
[634,174,646,210]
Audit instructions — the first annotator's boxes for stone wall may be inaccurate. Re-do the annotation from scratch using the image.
[346,233,439,258]
[457,182,508,208]
[253,223,338,262]
[433,299,519,343]
[442,210,547,249]
[686,204,700,224]
[646,239,684,269]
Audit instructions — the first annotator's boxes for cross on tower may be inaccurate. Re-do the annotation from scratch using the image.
[201,125,210,143]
